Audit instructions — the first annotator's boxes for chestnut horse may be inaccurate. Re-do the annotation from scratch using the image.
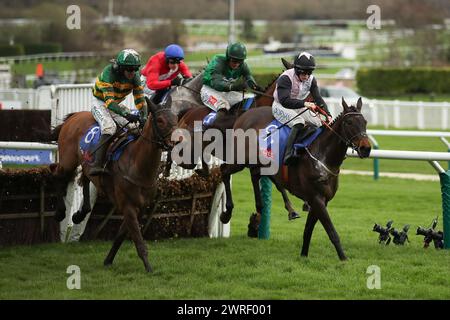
[51,98,177,272]
[220,98,371,260]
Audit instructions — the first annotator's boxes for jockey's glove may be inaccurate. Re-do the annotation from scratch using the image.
[229,77,247,91]
[171,76,185,87]
[108,102,126,117]
[252,84,264,93]
[304,102,318,111]
[124,113,140,123]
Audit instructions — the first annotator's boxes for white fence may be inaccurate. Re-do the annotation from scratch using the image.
[324,97,450,130]
[2,84,450,129]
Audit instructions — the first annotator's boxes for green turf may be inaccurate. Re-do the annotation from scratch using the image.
[0,170,448,300]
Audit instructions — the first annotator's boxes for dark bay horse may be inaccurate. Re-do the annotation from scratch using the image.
[165,76,302,221]
[171,75,278,175]
[220,98,371,260]
[51,98,177,272]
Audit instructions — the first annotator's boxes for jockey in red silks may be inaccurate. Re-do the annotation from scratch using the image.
[141,44,193,104]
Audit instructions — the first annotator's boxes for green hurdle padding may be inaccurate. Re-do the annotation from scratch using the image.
[258,176,272,239]
[439,170,450,249]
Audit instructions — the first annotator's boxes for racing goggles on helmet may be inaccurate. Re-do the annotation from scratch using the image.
[167,58,182,64]
[294,67,313,76]
[122,65,139,72]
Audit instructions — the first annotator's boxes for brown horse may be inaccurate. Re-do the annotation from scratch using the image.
[220,98,371,260]
[167,76,301,220]
[51,97,177,272]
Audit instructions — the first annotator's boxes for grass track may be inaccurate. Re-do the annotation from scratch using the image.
[0,170,449,300]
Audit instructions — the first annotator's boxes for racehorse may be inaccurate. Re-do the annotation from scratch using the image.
[50,97,177,272]
[170,72,307,222]
[169,70,205,117]
[219,98,371,260]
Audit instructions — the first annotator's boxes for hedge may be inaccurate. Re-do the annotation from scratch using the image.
[253,72,282,88]
[357,67,450,96]
[23,43,62,55]
[0,44,25,57]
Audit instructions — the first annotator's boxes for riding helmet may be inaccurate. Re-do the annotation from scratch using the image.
[226,42,247,61]
[164,44,185,60]
[116,49,141,67]
[294,52,316,71]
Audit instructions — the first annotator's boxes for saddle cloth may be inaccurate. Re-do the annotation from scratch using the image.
[258,119,323,165]
[202,97,255,127]
[80,124,137,165]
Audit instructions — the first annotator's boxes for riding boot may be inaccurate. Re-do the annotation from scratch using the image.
[204,108,227,131]
[283,124,304,165]
[89,134,112,176]
[284,123,316,166]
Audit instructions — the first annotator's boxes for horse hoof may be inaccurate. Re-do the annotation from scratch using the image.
[144,263,153,273]
[220,211,231,224]
[288,212,301,220]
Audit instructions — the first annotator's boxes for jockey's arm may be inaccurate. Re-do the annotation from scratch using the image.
[310,78,331,116]
[133,77,145,110]
[146,62,171,90]
[276,75,305,109]
[209,63,232,92]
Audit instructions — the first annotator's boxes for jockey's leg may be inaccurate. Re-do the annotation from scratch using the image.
[111,105,139,133]
[90,101,115,176]
[284,123,303,165]
[200,85,231,127]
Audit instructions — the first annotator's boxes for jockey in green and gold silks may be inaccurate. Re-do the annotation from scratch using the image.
[89,48,146,176]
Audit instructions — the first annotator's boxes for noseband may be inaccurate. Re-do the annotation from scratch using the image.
[139,107,174,151]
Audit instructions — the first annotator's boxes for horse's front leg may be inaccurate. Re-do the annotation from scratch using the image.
[123,205,152,272]
[300,211,318,257]
[268,176,300,220]
[309,196,347,261]
[104,217,127,267]
[219,164,244,224]
[72,175,96,224]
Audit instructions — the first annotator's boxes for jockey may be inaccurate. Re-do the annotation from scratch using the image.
[141,44,192,104]
[272,51,332,165]
[201,42,263,124]
[90,48,145,176]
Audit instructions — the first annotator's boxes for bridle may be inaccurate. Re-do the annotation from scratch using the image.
[319,110,367,152]
[138,107,174,151]
[304,108,368,177]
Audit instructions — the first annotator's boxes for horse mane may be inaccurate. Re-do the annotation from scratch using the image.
[263,73,282,92]
[328,106,359,127]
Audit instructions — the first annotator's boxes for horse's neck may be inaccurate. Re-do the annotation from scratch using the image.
[255,80,276,107]
[128,121,161,182]
[313,123,348,169]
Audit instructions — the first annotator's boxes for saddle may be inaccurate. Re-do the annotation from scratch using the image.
[80,123,138,165]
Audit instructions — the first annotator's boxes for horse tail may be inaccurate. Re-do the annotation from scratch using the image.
[50,112,77,141]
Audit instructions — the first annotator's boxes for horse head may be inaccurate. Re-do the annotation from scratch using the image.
[145,96,178,150]
[338,97,372,158]
[169,71,205,116]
